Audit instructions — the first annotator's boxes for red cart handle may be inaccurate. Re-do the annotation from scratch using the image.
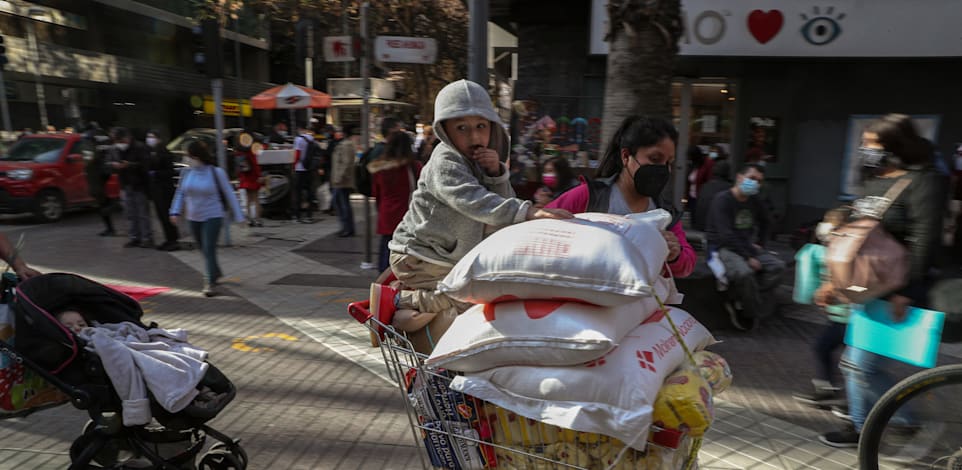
[348,300,373,323]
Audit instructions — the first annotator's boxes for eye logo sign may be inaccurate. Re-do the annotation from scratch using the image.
[800,6,846,45]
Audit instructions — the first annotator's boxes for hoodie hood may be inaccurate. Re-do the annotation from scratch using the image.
[432,79,509,163]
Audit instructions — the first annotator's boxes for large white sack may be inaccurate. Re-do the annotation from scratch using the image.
[449,307,715,451]
[438,211,672,307]
[425,292,667,373]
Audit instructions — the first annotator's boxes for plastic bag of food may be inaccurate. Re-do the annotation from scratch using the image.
[652,368,714,438]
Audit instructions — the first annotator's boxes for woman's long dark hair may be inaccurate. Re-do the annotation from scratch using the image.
[865,113,933,167]
[385,131,415,160]
[187,140,215,165]
[596,116,679,178]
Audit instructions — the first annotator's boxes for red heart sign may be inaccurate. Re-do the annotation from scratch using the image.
[747,9,783,44]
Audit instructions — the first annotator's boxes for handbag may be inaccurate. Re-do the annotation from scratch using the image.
[825,178,911,305]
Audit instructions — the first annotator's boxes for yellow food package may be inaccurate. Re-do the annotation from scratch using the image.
[652,368,714,437]
[693,350,733,394]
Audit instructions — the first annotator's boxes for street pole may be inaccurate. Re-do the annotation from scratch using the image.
[213,77,230,246]
[360,1,375,270]
[305,22,314,126]
[0,68,12,133]
[467,0,489,86]
[342,0,350,77]
[233,17,244,129]
[675,79,692,212]
[26,21,48,130]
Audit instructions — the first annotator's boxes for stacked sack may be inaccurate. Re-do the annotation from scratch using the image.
[410,211,732,469]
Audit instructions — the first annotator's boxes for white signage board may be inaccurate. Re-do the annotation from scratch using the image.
[590,0,962,57]
[375,36,438,64]
[323,36,355,62]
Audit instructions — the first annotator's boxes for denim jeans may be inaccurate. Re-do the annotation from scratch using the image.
[292,171,313,219]
[189,218,223,284]
[841,345,915,432]
[332,188,355,234]
[814,321,847,382]
[123,189,152,243]
[378,234,391,273]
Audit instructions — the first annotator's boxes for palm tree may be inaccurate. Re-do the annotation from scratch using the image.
[601,0,683,145]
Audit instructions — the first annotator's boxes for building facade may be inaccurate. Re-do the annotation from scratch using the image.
[496,0,962,232]
[0,0,273,139]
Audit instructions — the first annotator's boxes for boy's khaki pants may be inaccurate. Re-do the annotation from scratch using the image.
[389,253,472,315]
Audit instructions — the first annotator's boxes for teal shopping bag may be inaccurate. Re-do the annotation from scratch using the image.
[793,243,825,305]
[845,300,945,368]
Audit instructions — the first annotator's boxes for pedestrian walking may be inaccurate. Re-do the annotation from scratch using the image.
[145,130,180,251]
[818,113,948,448]
[236,141,263,227]
[108,127,153,248]
[84,125,115,236]
[169,141,244,297]
[292,123,316,223]
[330,126,357,237]
[369,131,422,273]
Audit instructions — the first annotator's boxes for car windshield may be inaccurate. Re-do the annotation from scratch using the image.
[2,138,66,163]
[167,131,214,154]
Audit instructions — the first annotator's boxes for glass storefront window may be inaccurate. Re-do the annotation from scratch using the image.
[672,81,738,160]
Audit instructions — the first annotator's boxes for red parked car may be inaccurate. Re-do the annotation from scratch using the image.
[0,133,120,222]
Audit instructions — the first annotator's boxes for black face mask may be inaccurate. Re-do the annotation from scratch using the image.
[631,163,670,198]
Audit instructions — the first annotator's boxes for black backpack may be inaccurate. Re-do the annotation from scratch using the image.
[299,136,324,172]
[355,142,384,197]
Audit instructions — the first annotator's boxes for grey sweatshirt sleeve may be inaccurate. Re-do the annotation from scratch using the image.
[425,155,530,226]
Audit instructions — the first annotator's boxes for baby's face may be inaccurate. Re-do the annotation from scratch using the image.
[58,311,88,333]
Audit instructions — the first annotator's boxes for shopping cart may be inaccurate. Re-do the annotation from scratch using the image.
[347,297,702,470]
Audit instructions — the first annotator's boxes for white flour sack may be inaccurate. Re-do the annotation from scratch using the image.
[449,307,715,450]
[437,210,672,307]
[425,295,664,373]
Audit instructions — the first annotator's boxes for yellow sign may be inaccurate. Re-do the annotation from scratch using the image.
[201,96,253,117]
[231,332,298,353]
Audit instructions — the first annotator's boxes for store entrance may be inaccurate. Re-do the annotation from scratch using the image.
[670,79,738,212]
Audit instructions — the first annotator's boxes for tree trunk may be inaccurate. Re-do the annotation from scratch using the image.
[601,0,682,147]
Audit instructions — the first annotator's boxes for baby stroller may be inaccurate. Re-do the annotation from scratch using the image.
[0,273,247,470]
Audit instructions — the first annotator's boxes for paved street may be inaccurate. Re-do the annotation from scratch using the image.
[0,198,950,469]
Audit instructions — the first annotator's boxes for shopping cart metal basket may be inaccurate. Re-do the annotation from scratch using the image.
[347,298,701,470]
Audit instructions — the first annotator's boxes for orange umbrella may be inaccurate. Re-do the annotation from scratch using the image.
[250,83,332,109]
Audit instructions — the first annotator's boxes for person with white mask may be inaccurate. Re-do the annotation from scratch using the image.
[109,127,153,248]
[169,141,244,296]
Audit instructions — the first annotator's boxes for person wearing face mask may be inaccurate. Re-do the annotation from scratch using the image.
[548,115,696,278]
[108,127,153,248]
[818,114,947,448]
[144,130,179,251]
[169,141,245,296]
[532,156,578,208]
[706,163,784,331]
[268,122,289,145]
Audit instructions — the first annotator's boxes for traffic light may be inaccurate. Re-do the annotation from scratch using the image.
[191,24,206,75]
[201,19,223,79]
[0,35,8,68]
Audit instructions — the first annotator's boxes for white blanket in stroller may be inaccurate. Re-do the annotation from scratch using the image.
[78,322,209,426]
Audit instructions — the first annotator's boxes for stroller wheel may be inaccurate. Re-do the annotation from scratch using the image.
[69,421,125,467]
[209,442,248,469]
[199,449,243,470]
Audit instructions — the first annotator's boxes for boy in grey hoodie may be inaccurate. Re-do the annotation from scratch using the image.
[382,79,572,320]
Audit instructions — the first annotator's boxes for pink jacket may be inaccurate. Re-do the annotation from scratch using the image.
[547,183,696,278]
